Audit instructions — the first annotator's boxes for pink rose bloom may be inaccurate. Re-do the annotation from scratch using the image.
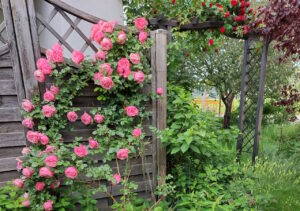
[39,167,54,178]
[74,145,88,157]
[129,53,140,64]
[134,17,148,31]
[22,147,31,155]
[42,105,56,118]
[81,112,92,125]
[50,85,60,95]
[24,193,29,199]
[34,70,46,83]
[101,38,113,51]
[117,31,127,44]
[156,87,163,95]
[22,118,34,129]
[125,106,139,117]
[94,114,104,124]
[16,158,23,170]
[45,155,58,167]
[22,200,30,207]
[72,50,85,64]
[67,111,78,122]
[37,58,52,75]
[100,77,114,90]
[26,131,40,144]
[117,58,131,78]
[46,145,55,153]
[95,50,107,61]
[99,63,113,76]
[112,173,121,186]
[22,99,35,112]
[22,167,34,179]
[132,128,142,138]
[50,180,60,189]
[117,148,130,160]
[94,72,102,85]
[43,200,53,211]
[90,24,104,43]
[46,43,63,63]
[100,21,115,33]
[133,71,145,84]
[65,166,78,179]
[43,89,55,102]
[13,179,24,189]
[139,31,148,45]
[35,182,45,191]
[40,133,49,145]
[89,138,99,149]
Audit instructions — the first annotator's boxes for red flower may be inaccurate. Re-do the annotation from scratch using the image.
[231,0,238,7]
[209,3,213,8]
[203,47,207,52]
[239,8,246,15]
[224,11,230,18]
[172,0,175,4]
[240,1,247,8]
[220,26,226,34]
[186,52,190,58]
[233,26,238,32]
[215,49,219,53]
[201,2,206,7]
[153,8,158,14]
[248,8,253,14]
[209,39,214,46]
[243,26,248,35]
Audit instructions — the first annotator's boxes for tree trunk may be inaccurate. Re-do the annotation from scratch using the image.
[221,92,235,129]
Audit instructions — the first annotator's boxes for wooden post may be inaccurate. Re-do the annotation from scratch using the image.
[9,0,39,99]
[151,30,167,187]
[253,39,269,163]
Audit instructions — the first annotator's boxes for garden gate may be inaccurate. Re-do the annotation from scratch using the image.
[0,0,167,208]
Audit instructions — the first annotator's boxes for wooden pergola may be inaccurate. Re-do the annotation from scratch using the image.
[148,16,270,163]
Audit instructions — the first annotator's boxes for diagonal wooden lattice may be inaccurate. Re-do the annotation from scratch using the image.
[237,37,269,162]
[0,7,8,47]
[35,1,98,54]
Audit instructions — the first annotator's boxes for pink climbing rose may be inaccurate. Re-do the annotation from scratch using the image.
[139,31,148,45]
[100,77,114,90]
[100,21,116,33]
[65,166,78,179]
[46,145,56,153]
[22,167,34,179]
[117,58,131,78]
[50,180,60,189]
[39,167,54,178]
[134,17,148,31]
[35,182,45,191]
[74,145,88,157]
[26,131,40,144]
[50,85,60,95]
[43,200,53,211]
[101,38,113,51]
[125,106,139,117]
[72,50,85,64]
[34,70,46,83]
[156,87,163,95]
[112,173,121,186]
[22,118,34,129]
[13,179,24,189]
[42,105,56,118]
[95,50,107,61]
[40,133,49,145]
[133,71,145,84]
[81,112,92,125]
[129,53,140,64]
[117,31,127,44]
[89,138,99,149]
[22,99,35,112]
[16,158,22,170]
[67,111,78,122]
[117,148,130,160]
[22,147,31,155]
[90,24,104,43]
[99,63,113,76]
[45,155,58,167]
[132,128,142,138]
[46,43,63,63]
[94,114,104,124]
[43,89,56,102]
[37,58,52,75]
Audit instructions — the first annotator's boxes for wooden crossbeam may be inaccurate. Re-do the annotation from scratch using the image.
[38,8,58,35]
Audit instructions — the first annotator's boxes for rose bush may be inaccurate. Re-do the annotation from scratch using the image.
[10,17,156,210]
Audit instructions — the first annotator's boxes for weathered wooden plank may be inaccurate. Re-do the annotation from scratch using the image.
[0,132,26,148]
[151,30,167,187]
[0,147,23,159]
[0,122,23,133]
[1,0,26,106]
[0,80,16,95]
[0,43,9,56]
[10,0,39,100]
[0,96,18,107]
[0,157,18,172]
[0,54,12,67]
[0,107,21,122]
[0,170,20,182]
[0,67,14,79]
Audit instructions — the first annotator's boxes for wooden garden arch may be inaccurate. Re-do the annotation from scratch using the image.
[148,17,270,163]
